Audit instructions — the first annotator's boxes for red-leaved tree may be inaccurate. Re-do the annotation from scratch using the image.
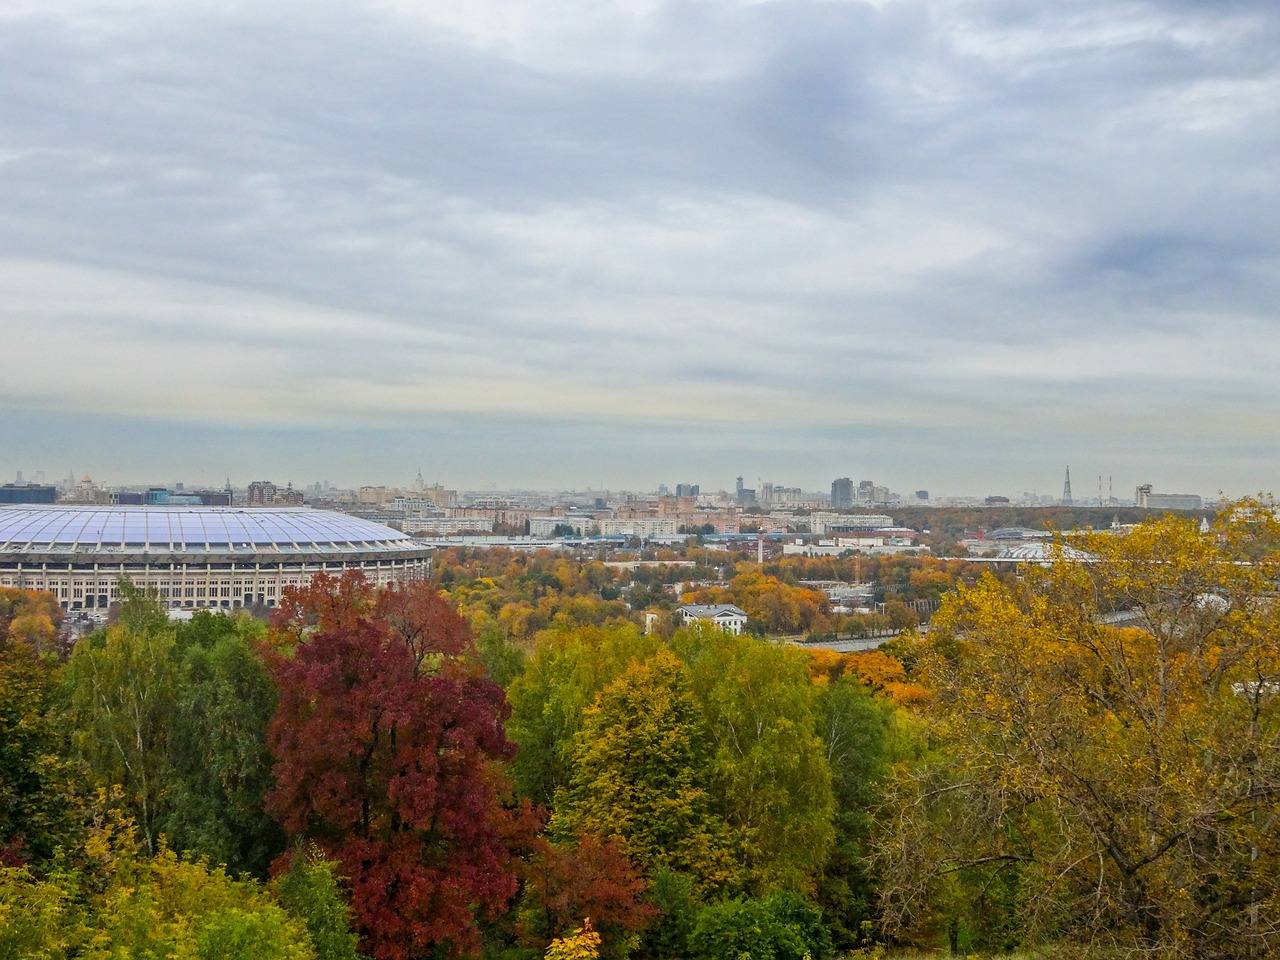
[520,832,655,954]
[267,573,525,960]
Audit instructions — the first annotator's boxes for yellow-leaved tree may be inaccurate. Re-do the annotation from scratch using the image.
[544,919,602,960]
[876,504,1280,958]
[550,648,739,893]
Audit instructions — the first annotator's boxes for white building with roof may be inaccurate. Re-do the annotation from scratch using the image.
[676,603,749,634]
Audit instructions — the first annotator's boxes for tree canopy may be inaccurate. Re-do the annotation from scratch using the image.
[877,509,1280,957]
[267,573,527,960]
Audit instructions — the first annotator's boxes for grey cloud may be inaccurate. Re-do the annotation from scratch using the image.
[0,0,1277,492]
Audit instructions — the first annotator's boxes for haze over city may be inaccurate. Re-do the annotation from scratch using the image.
[3,0,1278,491]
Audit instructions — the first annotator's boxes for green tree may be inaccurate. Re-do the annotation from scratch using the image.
[688,893,830,960]
[639,868,701,960]
[86,847,315,959]
[551,649,736,892]
[61,586,177,854]
[474,621,527,688]
[273,846,365,960]
[674,624,834,893]
[813,678,896,950]
[508,623,661,806]
[194,906,314,960]
[163,612,283,876]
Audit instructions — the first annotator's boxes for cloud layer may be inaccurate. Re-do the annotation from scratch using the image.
[1,0,1277,493]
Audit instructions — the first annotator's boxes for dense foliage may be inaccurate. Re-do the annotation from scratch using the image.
[0,596,79,866]
[0,803,357,960]
[5,504,1278,959]
[876,507,1280,957]
[61,594,281,870]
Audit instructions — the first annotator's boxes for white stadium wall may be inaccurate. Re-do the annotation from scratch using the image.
[0,505,433,611]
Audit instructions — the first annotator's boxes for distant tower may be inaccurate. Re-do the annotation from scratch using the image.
[1062,466,1074,506]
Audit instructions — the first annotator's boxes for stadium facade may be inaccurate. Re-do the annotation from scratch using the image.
[0,505,433,612]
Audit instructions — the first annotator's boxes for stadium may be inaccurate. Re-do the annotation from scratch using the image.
[0,505,433,612]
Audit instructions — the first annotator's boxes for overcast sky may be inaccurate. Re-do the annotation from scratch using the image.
[1,0,1277,495]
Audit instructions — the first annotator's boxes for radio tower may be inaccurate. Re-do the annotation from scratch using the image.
[1062,466,1073,506]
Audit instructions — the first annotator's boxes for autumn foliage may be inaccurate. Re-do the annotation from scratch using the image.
[551,648,738,892]
[266,573,525,960]
[877,509,1280,957]
[544,918,602,960]
[14,504,1272,959]
[805,647,928,706]
[0,586,60,653]
[0,591,77,866]
[520,833,656,954]
[681,570,828,634]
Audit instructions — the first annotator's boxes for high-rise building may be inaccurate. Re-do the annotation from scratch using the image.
[247,480,304,506]
[675,483,700,498]
[0,483,57,505]
[831,477,853,508]
[247,480,277,505]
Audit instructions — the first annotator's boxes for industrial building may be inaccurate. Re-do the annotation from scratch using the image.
[1134,485,1203,511]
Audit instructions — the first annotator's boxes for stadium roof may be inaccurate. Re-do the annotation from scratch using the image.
[994,542,1094,562]
[0,505,418,556]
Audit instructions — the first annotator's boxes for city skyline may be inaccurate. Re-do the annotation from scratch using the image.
[0,453,1231,504]
[2,0,1278,490]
